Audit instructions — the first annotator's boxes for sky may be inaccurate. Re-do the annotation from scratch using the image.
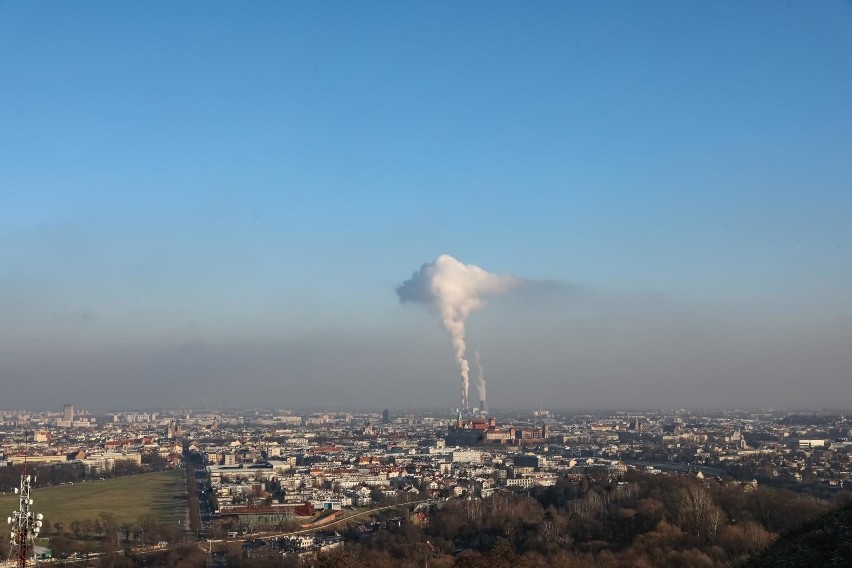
[1,1,851,410]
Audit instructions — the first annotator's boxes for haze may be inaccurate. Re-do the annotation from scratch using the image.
[1,2,850,409]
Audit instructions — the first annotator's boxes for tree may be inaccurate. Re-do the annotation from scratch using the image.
[100,512,120,552]
[51,535,75,558]
[314,551,371,568]
[676,486,714,541]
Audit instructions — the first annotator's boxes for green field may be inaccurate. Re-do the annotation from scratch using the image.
[0,470,186,530]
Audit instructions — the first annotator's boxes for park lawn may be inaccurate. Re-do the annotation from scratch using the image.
[0,470,186,530]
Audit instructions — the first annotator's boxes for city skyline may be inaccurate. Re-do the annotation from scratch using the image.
[1,2,851,409]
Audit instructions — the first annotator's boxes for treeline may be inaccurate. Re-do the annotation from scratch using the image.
[0,510,187,565]
[49,512,182,558]
[97,544,208,568]
[315,471,846,568]
[0,462,87,490]
[779,414,837,426]
[0,453,173,491]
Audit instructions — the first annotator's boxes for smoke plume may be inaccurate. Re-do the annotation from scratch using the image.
[396,254,520,409]
[474,348,486,410]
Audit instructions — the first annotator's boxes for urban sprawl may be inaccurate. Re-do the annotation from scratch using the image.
[2,405,852,562]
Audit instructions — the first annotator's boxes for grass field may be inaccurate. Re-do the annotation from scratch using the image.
[0,470,186,530]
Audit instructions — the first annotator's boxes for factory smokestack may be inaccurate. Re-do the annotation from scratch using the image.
[396,254,519,411]
[474,348,487,412]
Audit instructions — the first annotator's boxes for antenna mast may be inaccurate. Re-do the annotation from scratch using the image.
[8,430,43,568]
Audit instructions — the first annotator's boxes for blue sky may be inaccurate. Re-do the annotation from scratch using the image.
[1,1,851,409]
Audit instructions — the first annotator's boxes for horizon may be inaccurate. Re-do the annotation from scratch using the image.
[3,404,851,417]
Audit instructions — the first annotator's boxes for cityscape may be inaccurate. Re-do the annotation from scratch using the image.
[3,1,852,567]
[1,402,851,566]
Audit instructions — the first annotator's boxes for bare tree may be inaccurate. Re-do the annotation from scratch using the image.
[676,485,713,540]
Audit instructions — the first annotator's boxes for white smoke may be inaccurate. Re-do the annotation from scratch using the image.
[474,348,486,410]
[396,254,520,409]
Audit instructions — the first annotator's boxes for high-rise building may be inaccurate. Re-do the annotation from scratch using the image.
[382,409,390,424]
[62,404,74,423]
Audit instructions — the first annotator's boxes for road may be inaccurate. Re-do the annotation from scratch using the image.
[201,498,434,551]
[620,458,728,477]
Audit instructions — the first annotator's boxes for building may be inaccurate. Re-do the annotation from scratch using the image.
[63,404,74,422]
[446,417,549,446]
[513,454,543,469]
[451,449,482,463]
[6,454,66,466]
[446,417,508,446]
[219,503,315,527]
[789,438,829,450]
[165,419,183,439]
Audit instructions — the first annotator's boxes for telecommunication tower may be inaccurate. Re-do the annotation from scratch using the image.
[7,433,43,567]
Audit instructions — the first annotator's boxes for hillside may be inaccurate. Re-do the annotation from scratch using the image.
[742,501,852,568]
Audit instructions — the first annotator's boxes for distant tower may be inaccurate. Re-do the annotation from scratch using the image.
[166,419,178,439]
[62,404,74,423]
[382,409,390,425]
[479,399,488,413]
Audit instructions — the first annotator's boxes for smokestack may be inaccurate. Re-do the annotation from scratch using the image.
[474,349,486,413]
[397,255,519,410]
